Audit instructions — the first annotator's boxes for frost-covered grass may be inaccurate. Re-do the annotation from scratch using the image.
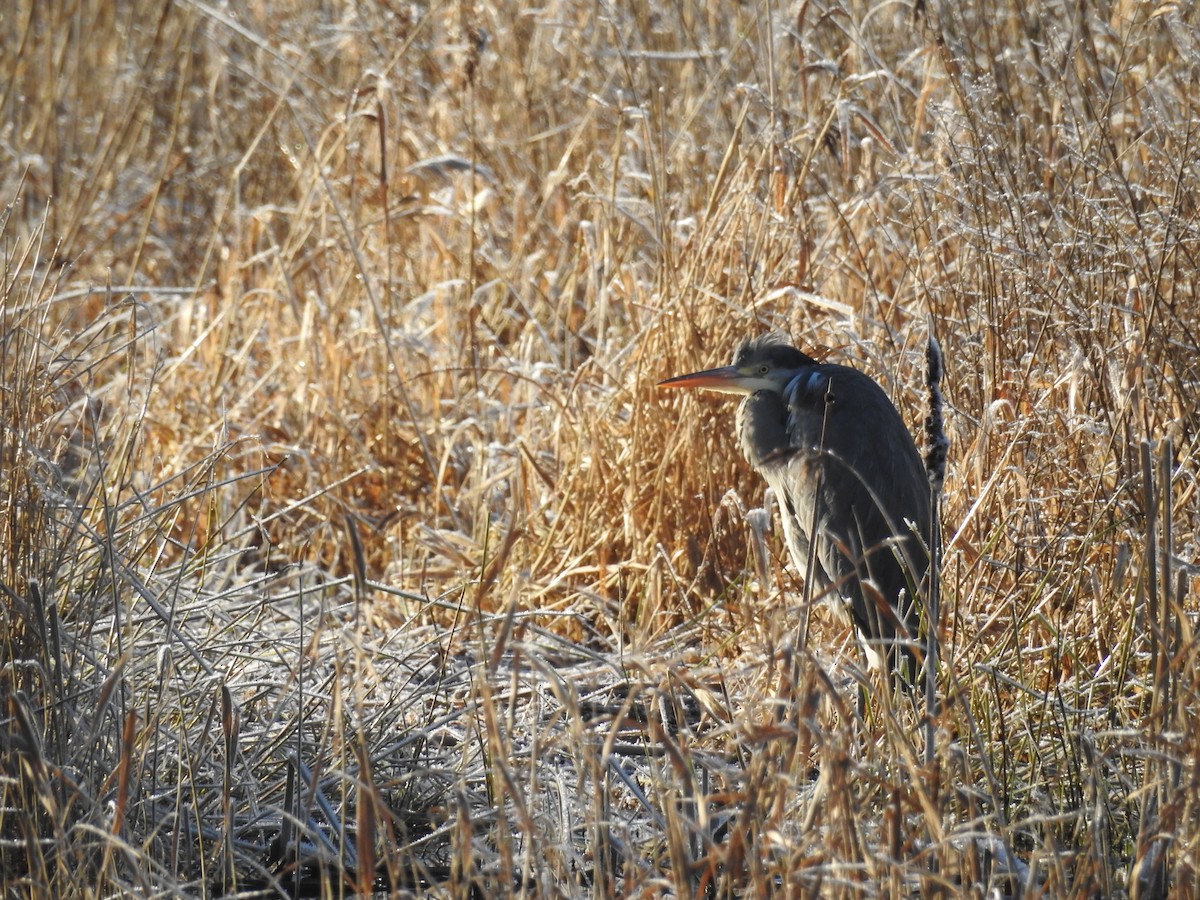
[2,1,1198,896]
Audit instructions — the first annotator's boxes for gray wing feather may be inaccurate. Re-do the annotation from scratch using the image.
[738,365,931,676]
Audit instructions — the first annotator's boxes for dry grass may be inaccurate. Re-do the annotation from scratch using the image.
[2,0,1199,896]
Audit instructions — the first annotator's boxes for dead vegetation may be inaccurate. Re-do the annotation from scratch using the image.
[2,0,1199,896]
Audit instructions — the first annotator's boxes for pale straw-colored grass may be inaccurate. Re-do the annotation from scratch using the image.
[2,1,1197,896]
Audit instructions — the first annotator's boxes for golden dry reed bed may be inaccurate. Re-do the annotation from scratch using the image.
[2,1,1198,896]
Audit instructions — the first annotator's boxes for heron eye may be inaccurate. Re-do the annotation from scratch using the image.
[757,364,770,375]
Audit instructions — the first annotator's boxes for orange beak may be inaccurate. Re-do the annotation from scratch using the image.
[657,365,754,394]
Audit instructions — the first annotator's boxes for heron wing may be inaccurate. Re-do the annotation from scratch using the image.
[775,365,931,672]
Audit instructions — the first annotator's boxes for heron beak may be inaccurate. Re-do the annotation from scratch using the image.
[656,365,754,395]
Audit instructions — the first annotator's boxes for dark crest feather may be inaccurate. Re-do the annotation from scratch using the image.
[731,333,817,369]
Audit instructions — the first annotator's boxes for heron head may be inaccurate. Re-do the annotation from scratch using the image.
[658,334,818,396]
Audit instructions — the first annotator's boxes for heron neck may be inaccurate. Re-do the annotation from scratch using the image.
[736,391,793,469]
